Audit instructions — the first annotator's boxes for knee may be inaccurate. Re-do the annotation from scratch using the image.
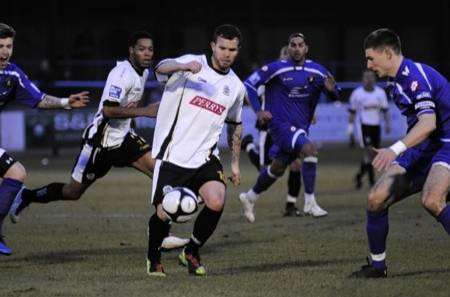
[300,143,318,158]
[367,189,387,212]
[5,162,27,182]
[64,185,84,200]
[421,192,444,216]
[204,190,226,212]
[156,203,170,221]
[268,163,286,177]
[290,160,302,172]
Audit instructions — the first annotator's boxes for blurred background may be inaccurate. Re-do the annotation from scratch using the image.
[1,0,449,153]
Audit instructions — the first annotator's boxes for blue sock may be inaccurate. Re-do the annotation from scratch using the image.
[0,178,23,236]
[366,209,389,270]
[253,167,278,194]
[437,205,450,235]
[302,159,317,194]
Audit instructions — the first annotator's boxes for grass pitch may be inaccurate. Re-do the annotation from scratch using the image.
[1,146,449,297]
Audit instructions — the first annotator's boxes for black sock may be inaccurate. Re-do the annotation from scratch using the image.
[186,206,223,254]
[247,149,261,171]
[24,183,65,203]
[287,170,301,197]
[147,213,171,261]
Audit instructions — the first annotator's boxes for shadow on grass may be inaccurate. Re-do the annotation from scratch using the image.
[0,246,143,266]
[211,257,355,276]
[390,268,450,278]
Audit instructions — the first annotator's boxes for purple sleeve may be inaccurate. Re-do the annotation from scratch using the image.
[13,67,45,108]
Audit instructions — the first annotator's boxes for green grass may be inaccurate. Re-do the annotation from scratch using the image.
[1,146,449,297]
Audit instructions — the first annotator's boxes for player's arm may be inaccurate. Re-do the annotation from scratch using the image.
[102,101,159,119]
[37,92,89,109]
[155,57,201,75]
[226,122,242,186]
[373,89,436,171]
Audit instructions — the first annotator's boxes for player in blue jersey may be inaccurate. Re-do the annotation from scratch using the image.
[239,33,339,222]
[352,28,450,278]
[0,23,89,255]
[241,45,323,217]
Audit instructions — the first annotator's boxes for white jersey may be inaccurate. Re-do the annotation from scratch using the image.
[152,54,245,168]
[83,60,149,147]
[349,85,388,126]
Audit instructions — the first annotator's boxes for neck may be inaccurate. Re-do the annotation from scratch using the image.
[210,56,229,75]
[291,57,305,66]
[388,54,404,78]
[364,85,375,92]
[128,56,144,75]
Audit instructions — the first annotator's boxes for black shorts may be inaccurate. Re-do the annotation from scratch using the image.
[0,148,16,177]
[151,156,226,206]
[71,131,151,184]
[360,124,381,148]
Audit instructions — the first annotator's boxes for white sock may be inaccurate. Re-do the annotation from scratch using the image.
[286,195,297,203]
[246,189,259,203]
[304,193,316,205]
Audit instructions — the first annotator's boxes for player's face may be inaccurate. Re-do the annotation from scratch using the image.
[129,38,154,68]
[288,37,308,63]
[362,71,376,88]
[365,48,392,78]
[279,46,289,60]
[210,36,239,71]
[0,37,13,70]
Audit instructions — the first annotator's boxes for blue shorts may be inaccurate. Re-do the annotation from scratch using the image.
[268,125,311,166]
[395,139,450,188]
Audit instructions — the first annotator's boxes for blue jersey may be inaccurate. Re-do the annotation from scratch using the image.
[387,58,450,140]
[0,63,45,111]
[244,58,339,137]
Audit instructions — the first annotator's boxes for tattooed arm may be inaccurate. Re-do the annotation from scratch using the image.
[227,123,242,186]
[37,92,89,109]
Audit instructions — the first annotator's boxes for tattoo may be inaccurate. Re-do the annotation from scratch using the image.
[37,95,64,109]
[227,123,242,163]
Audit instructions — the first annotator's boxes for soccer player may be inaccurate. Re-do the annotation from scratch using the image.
[352,28,450,278]
[349,69,390,189]
[0,23,89,255]
[146,24,244,277]
[239,33,339,223]
[241,45,322,217]
[9,31,159,225]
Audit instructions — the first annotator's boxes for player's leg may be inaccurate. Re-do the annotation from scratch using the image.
[180,180,225,276]
[367,125,381,186]
[239,155,288,222]
[284,159,302,216]
[241,134,260,171]
[352,163,421,278]
[179,157,227,276]
[355,124,371,189]
[131,151,154,178]
[421,163,450,234]
[0,150,26,255]
[301,155,327,217]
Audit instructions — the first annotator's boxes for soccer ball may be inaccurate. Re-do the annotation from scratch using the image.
[162,186,199,223]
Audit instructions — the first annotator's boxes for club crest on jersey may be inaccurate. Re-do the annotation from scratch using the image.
[402,66,410,76]
[410,81,419,92]
[223,85,230,96]
[109,85,122,99]
[190,96,225,115]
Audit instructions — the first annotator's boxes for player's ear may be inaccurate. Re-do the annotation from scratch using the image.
[128,46,134,56]
[305,45,309,55]
[210,41,216,52]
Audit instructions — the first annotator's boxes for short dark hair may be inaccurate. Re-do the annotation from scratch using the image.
[288,32,307,44]
[212,24,242,46]
[0,23,16,39]
[128,31,152,48]
[364,28,401,54]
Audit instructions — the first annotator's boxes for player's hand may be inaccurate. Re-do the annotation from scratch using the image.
[372,147,397,171]
[257,110,272,125]
[183,61,202,74]
[68,91,90,108]
[144,102,160,118]
[324,73,336,92]
[229,162,241,186]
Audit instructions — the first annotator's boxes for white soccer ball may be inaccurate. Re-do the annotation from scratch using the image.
[162,186,199,223]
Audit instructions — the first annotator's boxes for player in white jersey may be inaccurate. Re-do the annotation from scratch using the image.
[146,24,244,277]
[10,31,159,219]
[348,69,390,189]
